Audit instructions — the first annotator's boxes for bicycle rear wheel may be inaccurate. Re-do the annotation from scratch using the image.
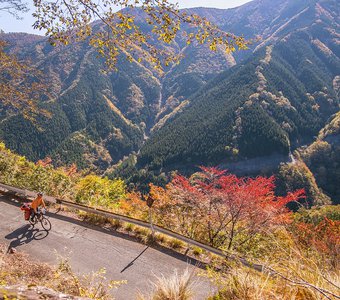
[41,217,51,231]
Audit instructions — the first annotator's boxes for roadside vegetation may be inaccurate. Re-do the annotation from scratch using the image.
[138,269,196,300]
[0,244,124,299]
[0,142,339,299]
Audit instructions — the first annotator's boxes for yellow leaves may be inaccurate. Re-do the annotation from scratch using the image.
[116,12,135,31]
[209,42,217,51]
[225,45,236,54]
[0,41,50,119]
[75,175,126,208]
[108,280,127,290]
[31,0,250,72]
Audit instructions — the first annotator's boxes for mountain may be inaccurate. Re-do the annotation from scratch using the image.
[0,0,339,176]
[0,8,239,170]
[298,111,340,203]
[139,0,340,172]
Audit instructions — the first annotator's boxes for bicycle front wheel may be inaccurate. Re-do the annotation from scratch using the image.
[41,217,52,231]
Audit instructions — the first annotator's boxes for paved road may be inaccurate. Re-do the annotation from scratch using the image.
[0,196,215,299]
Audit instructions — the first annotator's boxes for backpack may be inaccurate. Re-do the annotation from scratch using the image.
[20,203,31,220]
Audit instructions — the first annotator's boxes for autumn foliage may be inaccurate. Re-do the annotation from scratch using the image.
[150,167,305,249]
[292,218,340,266]
[36,157,53,167]
[0,40,49,120]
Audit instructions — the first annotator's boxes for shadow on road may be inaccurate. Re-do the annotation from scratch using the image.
[1,196,205,269]
[120,246,149,273]
[5,224,49,252]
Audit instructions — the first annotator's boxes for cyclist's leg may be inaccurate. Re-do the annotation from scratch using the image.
[29,208,35,221]
[38,207,46,222]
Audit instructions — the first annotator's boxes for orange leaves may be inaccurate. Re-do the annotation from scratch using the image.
[35,159,78,178]
[293,218,340,262]
[149,183,171,206]
[36,157,53,167]
[122,191,148,219]
[65,163,78,177]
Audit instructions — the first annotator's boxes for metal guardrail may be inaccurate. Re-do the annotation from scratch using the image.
[0,182,226,258]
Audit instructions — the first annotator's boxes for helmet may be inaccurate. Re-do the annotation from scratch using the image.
[37,192,43,196]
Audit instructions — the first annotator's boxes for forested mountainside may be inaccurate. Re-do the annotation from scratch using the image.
[139,0,340,171]
[0,0,339,174]
[297,111,340,203]
[0,7,236,170]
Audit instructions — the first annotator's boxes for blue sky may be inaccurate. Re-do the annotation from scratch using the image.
[0,0,251,35]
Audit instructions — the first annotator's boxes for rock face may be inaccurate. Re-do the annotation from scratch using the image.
[0,285,88,300]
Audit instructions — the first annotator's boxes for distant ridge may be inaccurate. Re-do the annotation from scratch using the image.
[0,0,339,175]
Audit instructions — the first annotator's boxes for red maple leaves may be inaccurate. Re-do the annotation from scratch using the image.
[151,167,305,249]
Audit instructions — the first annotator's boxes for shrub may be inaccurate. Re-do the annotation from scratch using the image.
[80,213,110,226]
[138,269,196,300]
[125,223,134,233]
[141,233,156,245]
[192,247,203,257]
[75,175,126,208]
[294,205,340,224]
[154,233,167,244]
[111,219,122,230]
[168,239,184,250]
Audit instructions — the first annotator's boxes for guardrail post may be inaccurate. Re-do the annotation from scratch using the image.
[146,195,155,239]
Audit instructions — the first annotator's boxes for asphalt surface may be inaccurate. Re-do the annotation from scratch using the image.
[0,195,215,299]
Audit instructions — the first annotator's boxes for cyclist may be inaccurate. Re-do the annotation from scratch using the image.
[30,192,46,222]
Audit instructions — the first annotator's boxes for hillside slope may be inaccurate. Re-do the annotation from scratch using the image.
[139,0,340,171]
[0,0,339,173]
[0,9,236,169]
[298,111,340,203]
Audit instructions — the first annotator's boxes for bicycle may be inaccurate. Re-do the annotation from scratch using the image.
[29,208,52,231]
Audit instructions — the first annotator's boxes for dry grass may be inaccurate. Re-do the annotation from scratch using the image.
[54,256,125,299]
[125,222,135,233]
[210,265,340,300]
[208,243,340,300]
[79,212,111,226]
[133,226,149,237]
[0,244,53,286]
[154,233,168,244]
[168,238,185,250]
[111,219,122,230]
[138,268,196,300]
[0,244,123,299]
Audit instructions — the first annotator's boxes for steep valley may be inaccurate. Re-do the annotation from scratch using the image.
[0,0,339,191]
